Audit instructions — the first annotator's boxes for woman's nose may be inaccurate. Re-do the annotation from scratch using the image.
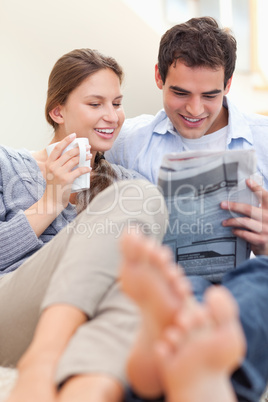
[103,106,119,122]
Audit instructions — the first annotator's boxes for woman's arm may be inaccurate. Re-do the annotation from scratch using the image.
[25,134,91,237]
[0,135,89,271]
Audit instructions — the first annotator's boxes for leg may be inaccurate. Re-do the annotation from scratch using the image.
[46,180,167,401]
[154,286,245,402]
[180,259,268,402]
[221,257,268,402]
[56,282,138,402]
[6,305,86,402]
[120,230,192,398]
[0,226,71,366]
[120,232,245,402]
[57,375,123,402]
[4,180,168,402]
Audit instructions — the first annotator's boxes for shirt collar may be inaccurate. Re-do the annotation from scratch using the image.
[224,97,253,145]
[153,109,178,136]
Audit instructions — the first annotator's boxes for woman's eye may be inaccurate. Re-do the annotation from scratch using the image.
[113,103,122,108]
[89,103,100,107]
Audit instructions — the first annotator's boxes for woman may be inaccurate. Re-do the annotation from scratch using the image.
[0,49,168,402]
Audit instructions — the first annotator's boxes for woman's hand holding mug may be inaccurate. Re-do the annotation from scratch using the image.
[45,133,92,212]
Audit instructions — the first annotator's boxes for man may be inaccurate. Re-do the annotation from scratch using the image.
[105,17,268,402]
[106,16,268,256]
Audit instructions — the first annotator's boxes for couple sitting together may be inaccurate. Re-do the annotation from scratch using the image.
[1,16,268,402]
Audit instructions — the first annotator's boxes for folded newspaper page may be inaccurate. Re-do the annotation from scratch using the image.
[158,149,259,283]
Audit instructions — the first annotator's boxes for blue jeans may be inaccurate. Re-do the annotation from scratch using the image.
[125,256,268,402]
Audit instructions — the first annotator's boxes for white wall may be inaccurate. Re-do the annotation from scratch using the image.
[0,0,162,150]
[1,0,267,151]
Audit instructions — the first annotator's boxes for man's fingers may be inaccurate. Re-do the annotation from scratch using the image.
[221,201,262,222]
[222,216,263,233]
[246,179,268,207]
[232,228,268,248]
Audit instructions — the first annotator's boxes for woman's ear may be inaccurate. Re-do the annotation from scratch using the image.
[49,106,64,124]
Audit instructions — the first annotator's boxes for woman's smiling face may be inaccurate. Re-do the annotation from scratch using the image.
[58,68,125,159]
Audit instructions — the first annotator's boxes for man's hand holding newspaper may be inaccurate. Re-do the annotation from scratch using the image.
[221,178,268,256]
[158,149,266,282]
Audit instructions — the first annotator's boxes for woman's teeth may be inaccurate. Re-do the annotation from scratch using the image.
[95,128,114,134]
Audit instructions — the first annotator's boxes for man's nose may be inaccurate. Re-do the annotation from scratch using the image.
[185,96,204,116]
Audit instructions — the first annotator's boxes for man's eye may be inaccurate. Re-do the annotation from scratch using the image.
[173,92,189,97]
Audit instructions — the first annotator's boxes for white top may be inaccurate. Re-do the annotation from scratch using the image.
[180,126,228,151]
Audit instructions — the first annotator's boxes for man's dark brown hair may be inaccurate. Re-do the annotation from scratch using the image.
[158,16,237,88]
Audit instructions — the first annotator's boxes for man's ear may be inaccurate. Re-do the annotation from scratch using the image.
[224,76,233,95]
[155,64,164,89]
[49,106,64,124]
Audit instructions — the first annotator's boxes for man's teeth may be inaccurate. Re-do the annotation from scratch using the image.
[95,129,114,134]
[183,116,201,122]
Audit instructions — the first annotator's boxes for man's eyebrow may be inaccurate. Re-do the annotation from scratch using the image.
[84,95,123,100]
[169,86,222,95]
[202,89,222,95]
[170,86,190,93]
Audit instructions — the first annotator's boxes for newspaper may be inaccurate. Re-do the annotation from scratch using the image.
[158,149,259,283]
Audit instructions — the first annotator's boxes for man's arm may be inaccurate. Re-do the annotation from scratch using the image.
[221,179,268,256]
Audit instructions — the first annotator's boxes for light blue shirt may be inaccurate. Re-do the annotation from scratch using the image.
[106,97,268,189]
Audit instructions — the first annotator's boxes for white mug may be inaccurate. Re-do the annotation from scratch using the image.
[46,136,91,193]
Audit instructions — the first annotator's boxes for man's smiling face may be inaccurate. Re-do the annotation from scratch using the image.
[155,61,231,139]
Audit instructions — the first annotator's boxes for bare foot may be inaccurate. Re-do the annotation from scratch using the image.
[154,286,246,402]
[119,231,192,398]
